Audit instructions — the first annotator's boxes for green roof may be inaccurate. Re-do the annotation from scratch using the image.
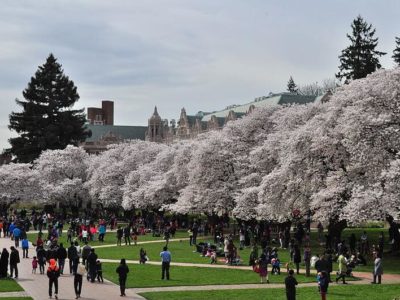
[201,93,324,122]
[85,125,147,142]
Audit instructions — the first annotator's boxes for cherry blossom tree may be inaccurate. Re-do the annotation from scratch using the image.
[0,163,39,206]
[34,145,89,208]
[86,140,168,207]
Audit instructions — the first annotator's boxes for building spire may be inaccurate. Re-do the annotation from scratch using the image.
[153,106,159,116]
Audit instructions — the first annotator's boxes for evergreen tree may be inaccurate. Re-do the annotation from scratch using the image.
[287,76,298,94]
[336,15,386,83]
[393,37,400,66]
[8,54,89,163]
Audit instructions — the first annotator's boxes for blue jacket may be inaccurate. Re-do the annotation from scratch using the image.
[21,239,29,248]
[13,227,21,238]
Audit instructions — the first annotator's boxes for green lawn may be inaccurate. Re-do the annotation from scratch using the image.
[95,227,400,274]
[102,263,317,288]
[0,278,24,292]
[139,284,400,300]
[27,229,192,247]
[0,298,32,300]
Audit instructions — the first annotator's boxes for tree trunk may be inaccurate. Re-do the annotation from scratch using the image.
[327,218,347,248]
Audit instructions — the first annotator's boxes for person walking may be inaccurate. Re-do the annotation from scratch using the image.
[124,226,131,246]
[9,246,20,278]
[37,245,47,274]
[21,237,29,258]
[47,258,60,299]
[258,253,269,283]
[116,258,129,297]
[285,269,298,300]
[117,227,123,246]
[318,271,329,300]
[87,248,98,282]
[293,244,301,275]
[68,242,78,274]
[74,261,86,299]
[0,248,9,278]
[81,242,91,266]
[57,243,67,275]
[335,252,347,284]
[372,253,383,284]
[160,246,171,280]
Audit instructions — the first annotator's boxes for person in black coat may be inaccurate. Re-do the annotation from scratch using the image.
[0,248,9,278]
[9,246,20,278]
[285,269,298,300]
[57,243,67,275]
[68,243,78,274]
[293,245,301,275]
[87,249,98,282]
[116,258,129,297]
[36,246,47,274]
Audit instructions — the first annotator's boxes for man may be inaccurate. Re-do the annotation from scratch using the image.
[285,269,298,300]
[68,243,78,274]
[117,227,123,246]
[12,226,21,248]
[81,242,91,266]
[87,248,98,282]
[9,246,20,278]
[124,226,131,246]
[160,246,171,280]
[57,243,67,274]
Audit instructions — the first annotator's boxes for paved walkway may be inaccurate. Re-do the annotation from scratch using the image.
[0,237,145,300]
[4,235,400,298]
[0,291,30,298]
[92,238,189,249]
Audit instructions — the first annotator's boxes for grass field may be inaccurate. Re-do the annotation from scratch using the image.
[0,298,32,300]
[95,227,400,274]
[0,278,24,292]
[26,229,192,247]
[102,263,317,288]
[139,284,400,300]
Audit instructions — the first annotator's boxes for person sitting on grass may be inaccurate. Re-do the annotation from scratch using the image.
[139,248,147,264]
[210,250,217,264]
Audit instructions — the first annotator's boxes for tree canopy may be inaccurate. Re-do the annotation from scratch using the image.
[336,15,385,83]
[8,54,89,163]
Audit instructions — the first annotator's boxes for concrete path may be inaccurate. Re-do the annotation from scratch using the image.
[0,291,30,298]
[0,237,145,300]
[92,238,189,249]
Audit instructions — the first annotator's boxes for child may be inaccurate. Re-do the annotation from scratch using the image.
[96,260,104,283]
[132,233,138,246]
[210,250,217,264]
[318,271,329,300]
[32,256,38,274]
[271,258,281,275]
[139,248,147,264]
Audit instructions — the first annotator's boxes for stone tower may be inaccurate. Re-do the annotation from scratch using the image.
[146,106,164,142]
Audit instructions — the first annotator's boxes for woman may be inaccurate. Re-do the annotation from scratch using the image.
[116,258,129,297]
[47,258,60,299]
[258,253,269,284]
[0,248,9,278]
[372,253,383,284]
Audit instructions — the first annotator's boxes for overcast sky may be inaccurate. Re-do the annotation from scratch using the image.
[1,0,399,150]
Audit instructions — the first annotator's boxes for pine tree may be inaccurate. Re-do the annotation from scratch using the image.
[393,37,400,66]
[287,76,298,94]
[8,54,89,163]
[336,15,386,83]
